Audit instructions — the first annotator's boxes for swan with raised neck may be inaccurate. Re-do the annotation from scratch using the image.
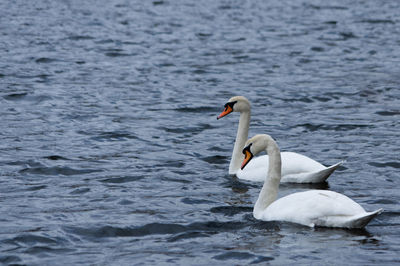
[217,96,342,183]
[217,96,250,174]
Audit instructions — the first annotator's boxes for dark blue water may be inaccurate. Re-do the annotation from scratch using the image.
[1,0,399,264]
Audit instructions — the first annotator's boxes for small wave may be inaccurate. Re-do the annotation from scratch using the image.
[339,32,357,40]
[7,159,43,167]
[221,178,255,193]
[283,97,314,103]
[67,35,94,41]
[0,255,21,264]
[171,170,197,175]
[3,92,28,100]
[25,185,47,191]
[105,52,132,57]
[95,39,115,44]
[167,231,214,242]
[70,188,90,194]
[100,176,144,183]
[213,251,274,263]
[280,182,330,190]
[156,161,185,168]
[207,146,229,152]
[161,176,190,184]
[64,223,187,239]
[312,96,331,102]
[359,19,395,24]
[324,21,337,25]
[25,246,72,255]
[311,46,324,52]
[376,111,400,116]
[296,123,370,132]
[368,162,400,169]
[65,221,249,240]
[201,155,228,165]
[196,32,213,38]
[210,206,253,216]
[19,166,102,176]
[4,234,58,245]
[160,123,213,134]
[153,1,165,5]
[3,92,52,103]
[380,211,400,218]
[367,199,397,204]
[181,197,215,205]
[174,106,218,113]
[90,131,138,142]
[44,155,69,161]
[213,251,256,261]
[102,48,135,58]
[14,73,51,80]
[188,221,248,231]
[306,4,347,10]
[370,211,399,226]
[35,57,58,63]
[118,199,134,205]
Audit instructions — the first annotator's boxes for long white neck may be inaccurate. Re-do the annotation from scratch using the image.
[253,138,281,219]
[229,111,250,174]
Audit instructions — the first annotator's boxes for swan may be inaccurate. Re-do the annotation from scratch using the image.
[241,134,383,228]
[217,96,342,183]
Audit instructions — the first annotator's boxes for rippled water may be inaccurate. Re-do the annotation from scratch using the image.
[1,0,399,264]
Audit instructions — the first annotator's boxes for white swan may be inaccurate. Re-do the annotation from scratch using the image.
[217,96,342,183]
[241,134,383,228]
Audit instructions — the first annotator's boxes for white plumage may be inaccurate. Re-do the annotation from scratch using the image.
[242,134,382,228]
[217,96,342,183]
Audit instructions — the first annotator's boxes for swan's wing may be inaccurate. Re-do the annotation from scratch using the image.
[236,155,268,181]
[281,161,343,183]
[237,152,341,183]
[237,152,331,182]
[280,152,325,175]
[263,190,367,227]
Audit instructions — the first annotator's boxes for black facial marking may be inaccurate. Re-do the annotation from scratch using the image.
[241,143,254,170]
[242,143,253,155]
[224,100,237,110]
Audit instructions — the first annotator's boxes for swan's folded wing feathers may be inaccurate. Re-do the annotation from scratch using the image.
[236,155,268,181]
[262,190,367,227]
[237,152,340,183]
[280,152,325,175]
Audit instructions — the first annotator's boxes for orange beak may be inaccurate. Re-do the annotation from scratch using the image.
[217,105,233,120]
[241,149,253,170]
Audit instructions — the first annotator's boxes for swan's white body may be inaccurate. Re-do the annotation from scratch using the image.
[260,190,382,228]
[218,96,342,183]
[236,152,342,183]
[244,134,383,228]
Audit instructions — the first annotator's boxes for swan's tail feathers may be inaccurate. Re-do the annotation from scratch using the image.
[347,209,383,229]
[282,161,343,183]
[310,160,344,183]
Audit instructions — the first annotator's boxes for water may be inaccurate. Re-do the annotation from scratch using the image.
[1,0,399,264]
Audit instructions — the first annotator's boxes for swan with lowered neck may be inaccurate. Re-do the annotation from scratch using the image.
[217,96,342,183]
[241,134,382,228]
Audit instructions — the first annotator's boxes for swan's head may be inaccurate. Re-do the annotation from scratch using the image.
[241,134,271,170]
[217,96,250,119]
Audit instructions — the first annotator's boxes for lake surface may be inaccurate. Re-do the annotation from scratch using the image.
[1,0,399,264]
